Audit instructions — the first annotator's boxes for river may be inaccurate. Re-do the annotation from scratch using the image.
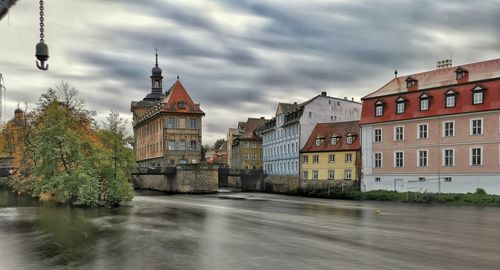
[0,189,499,270]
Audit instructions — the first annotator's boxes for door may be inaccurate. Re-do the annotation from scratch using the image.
[394,179,404,192]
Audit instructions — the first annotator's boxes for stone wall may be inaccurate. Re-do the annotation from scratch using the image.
[263,175,300,194]
[134,165,218,193]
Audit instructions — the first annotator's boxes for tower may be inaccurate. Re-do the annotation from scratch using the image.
[151,48,163,93]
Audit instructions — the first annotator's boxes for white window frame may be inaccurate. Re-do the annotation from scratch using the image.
[374,152,382,168]
[417,123,428,139]
[445,94,456,108]
[442,148,455,167]
[328,154,335,163]
[417,149,428,167]
[394,150,404,168]
[469,146,483,166]
[373,128,382,143]
[375,104,384,116]
[442,120,455,137]
[303,170,308,180]
[328,170,335,180]
[302,155,308,164]
[396,102,405,114]
[473,91,484,105]
[344,169,352,180]
[313,155,319,164]
[470,118,483,136]
[312,170,319,180]
[394,126,404,141]
[346,136,353,144]
[420,97,429,111]
[345,153,352,163]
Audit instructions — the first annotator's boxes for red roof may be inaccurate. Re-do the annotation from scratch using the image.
[301,121,360,153]
[161,80,205,115]
[360,58,500,125]
[364,58,500,99]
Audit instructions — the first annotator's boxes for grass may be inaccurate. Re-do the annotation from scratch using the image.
[304,187,500,206]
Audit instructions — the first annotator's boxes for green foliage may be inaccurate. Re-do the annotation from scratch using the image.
[6,83,135,207]
[475,188,487,195]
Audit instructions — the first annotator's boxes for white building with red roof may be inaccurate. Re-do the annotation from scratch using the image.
[360,58,500,194]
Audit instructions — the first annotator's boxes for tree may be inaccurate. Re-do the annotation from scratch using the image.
[5,82,134,207]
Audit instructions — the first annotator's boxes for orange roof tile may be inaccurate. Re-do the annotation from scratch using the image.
[301,121,360,153]
[161,80,205,115]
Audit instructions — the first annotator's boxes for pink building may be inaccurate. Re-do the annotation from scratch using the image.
[360,58,500,194]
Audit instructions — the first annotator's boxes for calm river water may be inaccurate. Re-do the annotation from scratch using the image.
[1,189,499,270]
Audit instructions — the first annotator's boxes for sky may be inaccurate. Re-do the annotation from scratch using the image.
[1,0,499,145]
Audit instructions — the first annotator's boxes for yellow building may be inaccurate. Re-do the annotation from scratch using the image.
[230,118,267,170]
[300,121,360,182]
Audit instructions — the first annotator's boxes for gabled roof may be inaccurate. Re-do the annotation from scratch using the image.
[238,117,268,140]
[301,121,360,153]
[161,80,205,115]
[363,58,500,99]
[276,102,299,116]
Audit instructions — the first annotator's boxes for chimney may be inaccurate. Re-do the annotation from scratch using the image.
[351,97,354,101]
[293,102,297,105]
[260,117,265,120]
[321,91,327,96]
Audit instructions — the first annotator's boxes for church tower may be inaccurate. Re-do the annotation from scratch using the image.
[151,48,163,93]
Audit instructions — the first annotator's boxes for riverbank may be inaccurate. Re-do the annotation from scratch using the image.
[304,188,500,206]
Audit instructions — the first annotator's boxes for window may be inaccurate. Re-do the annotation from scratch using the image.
[396,97,407,114]
[189,118,197,129]
[443,121,455,137]
[252,154,257,160]
[345,153,352,163]
[167,118,177,128]
[190,140,197,150]
[328,170,335,180]
[312,170,319,180]
[315,138,323,146]
[417,124,428,139]
[313,155,319,164]
[344,169,352,180]
[394,151,404,167]
[302,155,309,163]
[472,86,485,105]
[445,90,457,108]
[168,140,175,150]
[328,154,335,163]
[375,177,381,182]
[443,149,454,166]
[302,171,308,179]
[178,101,186,109]
[394,126,404,141]
[375,101,384,116]
[406,77,417,88]
[346,134,354,144]
[331,136,339,145]
[470,118,483,135]
[444,177,452,182]
[309,112,312,118]
[374,128,382,142]
[374,153,382,168]
[251,142,257,148]
[471,147,482,166]
[418,150,428,167]
[244,154,249,161]
[418,177,425,182]
[420,94,430,111]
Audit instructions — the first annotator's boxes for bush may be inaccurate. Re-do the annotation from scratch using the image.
[475,188,487,195]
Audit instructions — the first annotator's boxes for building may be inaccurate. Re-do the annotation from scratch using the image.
[360,58,500,194]
[226,128,238,167]
[301,121,361,182]
[260,92,362,175]
[131,52,205,167]
[231,117,267,170]
[213,140,228,165]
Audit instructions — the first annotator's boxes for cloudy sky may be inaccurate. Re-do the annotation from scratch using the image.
[1,0,499,144]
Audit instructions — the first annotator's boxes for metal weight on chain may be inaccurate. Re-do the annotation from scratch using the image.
[35,0,49,70]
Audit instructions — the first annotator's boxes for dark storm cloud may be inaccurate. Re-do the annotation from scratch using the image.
[6,0,495,143]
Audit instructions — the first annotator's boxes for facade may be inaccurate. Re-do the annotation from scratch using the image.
[226,128,238,167]
[231,118,267,170]
[260,92,362,175]
[301,121,361,182]
[360,58,500,194]
[131,53,205,167]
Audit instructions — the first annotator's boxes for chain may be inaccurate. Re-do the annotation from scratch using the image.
[39,0,45,42]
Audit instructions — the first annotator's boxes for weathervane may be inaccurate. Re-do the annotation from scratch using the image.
[35,0,49,70]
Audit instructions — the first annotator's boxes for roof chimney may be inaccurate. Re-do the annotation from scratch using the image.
[293,102,297,105]
[351,97,354,101]
[260,117,265,120]
[321,91,327,96]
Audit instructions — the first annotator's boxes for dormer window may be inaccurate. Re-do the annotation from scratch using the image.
[445,89,457,108]
[178,101,186,109]
[315,137,324,147]
[375,100,384,116]
[472,85,486,105]
[396,97,406,114]
[331,135,340,145]
[419,93,431,111]
[455,67,468,80]
[406,76,417,88]
[346,133,356,145]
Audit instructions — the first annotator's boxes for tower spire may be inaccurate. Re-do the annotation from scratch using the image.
[155,48,158,67]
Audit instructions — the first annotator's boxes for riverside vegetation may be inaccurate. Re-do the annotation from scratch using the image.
[1,82,135,207]
[305,187,500,206]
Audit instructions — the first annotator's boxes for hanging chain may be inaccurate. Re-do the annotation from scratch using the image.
[39,0,45,42]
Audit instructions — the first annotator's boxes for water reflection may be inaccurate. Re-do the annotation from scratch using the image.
[1,189,500,270]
